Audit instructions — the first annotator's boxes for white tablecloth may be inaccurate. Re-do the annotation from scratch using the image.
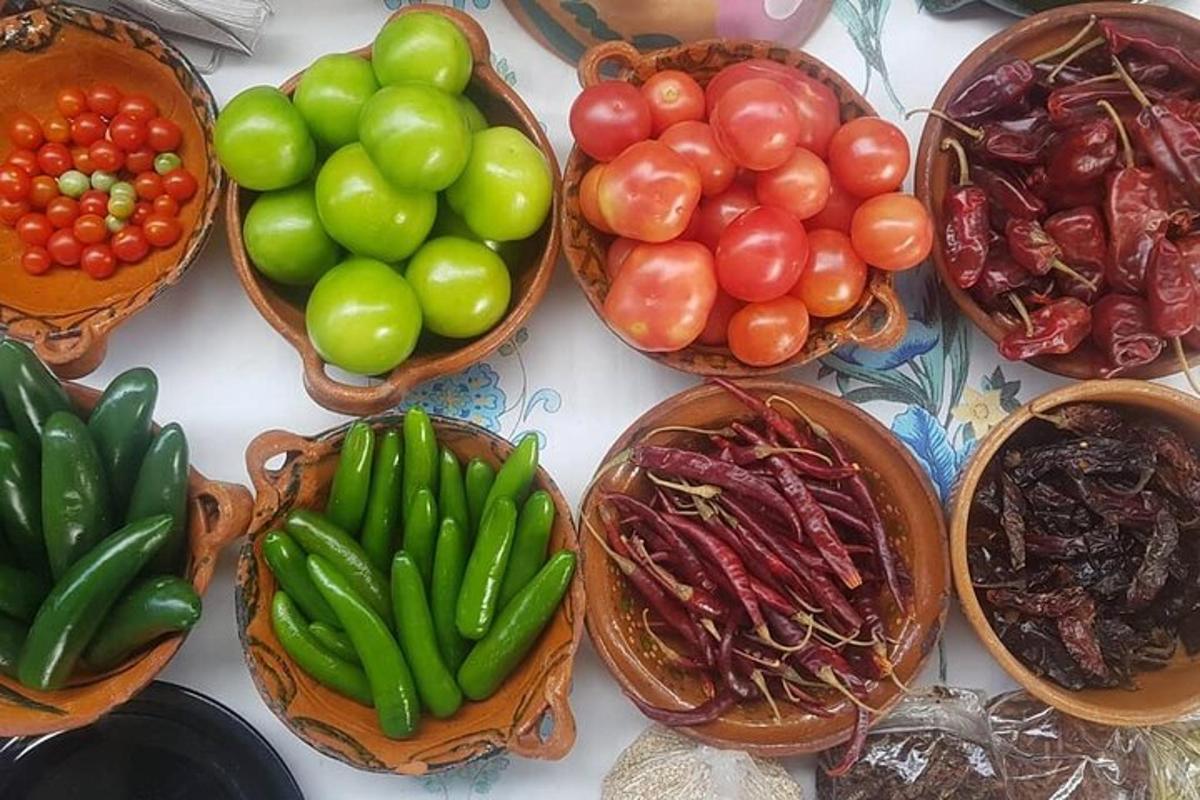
[74,0,1200,796]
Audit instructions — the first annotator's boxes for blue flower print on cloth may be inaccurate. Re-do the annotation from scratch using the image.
[402,363,506,433]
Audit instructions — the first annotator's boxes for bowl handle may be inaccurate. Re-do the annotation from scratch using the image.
[508,661,576,761]
[300,350,417,416]
[389,3,491,65]
[835,275,908,352]
[245,428,319,527]
[190,480,254,590]
[31,326,107,380]
[577,41,640,89]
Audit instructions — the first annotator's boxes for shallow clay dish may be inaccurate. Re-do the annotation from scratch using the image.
[950,379,1200,726]
[237,415,585,774]
[0,383,254,737]
[578,379,948,756]
[227,5,561,417]
[0,4,221,379]
[914,2,1200,381]
[562,40,907,380]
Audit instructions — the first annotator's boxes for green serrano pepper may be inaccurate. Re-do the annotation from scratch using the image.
[262,530,339,628]
[431,518,470,672]
[482,434,538,516]
[0,392,11,430]
[84,575,201,671]
[360,429,402,572]
[391,551,462,718]
[43,411,113,580]
[498,491,556,609]
[309,621,361,665]
[87,368,158,517]
[308,555,419,738]
[126,423,189,576]
[458,550,576,701]
[0,563,48,622]
[284,510,391,626]
[0,614,26,678]
[402,408,438,517]
[0,430,47,575]
[18,515,172,690]
[271,591,372,706]
[464,458,495,542]
[456,497,517,640]
[402,488,438,588]
[0,339,72,448]
[326,422,374,535]
[437,447,469,536]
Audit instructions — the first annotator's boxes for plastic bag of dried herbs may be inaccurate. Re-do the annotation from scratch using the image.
[1145,722,1200,800]
[816,687,1006,800]
[988,690,1151,799]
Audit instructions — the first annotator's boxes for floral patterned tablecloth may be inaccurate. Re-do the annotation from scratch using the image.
[72,0,1199,796]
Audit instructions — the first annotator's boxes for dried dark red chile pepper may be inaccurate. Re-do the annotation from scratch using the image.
[946,58,1037,122]
[1091,293,1165,375]
[1046,116,1118,188]
[999,297,1091,361]
[940,138,990,289]
[1100,18,1200,84]
[1004,218,1097,289]
[1043,206,1108,302]
[972,164,1046,229]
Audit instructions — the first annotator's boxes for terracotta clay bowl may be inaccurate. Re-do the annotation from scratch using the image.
[950,379,1200,726]
[0,382,254,737]
[562,40,907,380]
[227,5,562,417]
[578,379,948,757]
[0,4,221,380]
[236,416,585,774]
[914,2,1200,381]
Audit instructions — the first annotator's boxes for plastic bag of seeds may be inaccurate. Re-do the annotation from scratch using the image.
[816,687,1006,800]
[1144,721,1200,800]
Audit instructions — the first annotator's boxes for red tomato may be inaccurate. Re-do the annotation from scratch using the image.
[143,213,181,248]
[849,192,933,271]
[640,70,706,135]
[73,214,108,245]
[605,236,638,279]
[578,163,611,233]
[596,140,701,243]
[125,147,155,174]
[7,149,41,177]
[602,240,717,352]
[86,83,123,118]
[46,196,79,229]
[689,182,757,251]
[135,171,164,200]
[727,296,810,366]
[153,194,179,217]
[132,201,152,226]
[696,289,743,346]
[827,117,910,199]
[112,226,149,262]
[0,197,30,225]
[37,143,72,177]
[28,176,58,209]
[81,243,117,279]
[715,206,809,302]
[146,117,182,153]
[88,141,124,173]
[658,121,736,197]
[805,177,860,234]
[21,246,52,275]
[56,87,88,119]
[109,113,148,151]
[9,112,44,150]
[569,81,652,163]
[710,79,800,171]
[79,190,109,217]
[71,147,96,174]
[118,94,159,123]
[755,147,830,221]
[705,59,841,157]
[70,112,106,147]
[0,165,31,202]
[47,229,83,266]
[162,168,197,202]
[15,212,52,246]
[791,228,867,317]
[42,116,71,145]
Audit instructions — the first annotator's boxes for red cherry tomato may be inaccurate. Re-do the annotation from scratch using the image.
[705,59,841,157]
[42,115,71,145]
[108,113,148,151]
[0,165,31,202]
[689,182,757,251]
[7,149,41,177]
[603,240,717,352]
[134,171,164,200]
[596,140,701,243]
[827,117,910,199]
[70,112,107,147]
[791,228,868,318]
[727,296,810,366]
[849,192,933,271]
[47,229,83,266]
[15,212,52,246]
[658,121,736,197]
[695,289,743,347]
[79,190,109,217]
[28,176,58,209]
[21,246,52,275]
[143,213,181,248]
[88,140,124,173]
[146,117,182,153]
[578,162,612,234]
[73,214,108,245]
[152,194,179,217]
[710,78,800,171]
[569,81,652,163]
[132,201,153,226]
[161,168,197,202]
[805,177,860,234]
[112,225,150,263]
[715,206,809,302]
[640,70,706,135]
[755,147,831,221]
[71,147,95,174]
[37,143,72,176]
[118,94,159,123]
[86,83,123,118]
[605,236,638,279]
[0,197,30,225]
[56,87,88,119]
[46,196,80,229]
[125,147,155,174]
[80,243,117,279]
[9,112,44,150]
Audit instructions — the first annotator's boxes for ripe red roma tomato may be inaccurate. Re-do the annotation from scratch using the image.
[727,296,810,366]
[689,182,757,251]
[569,81,652,163]
[602,240,717,352]
[791,228,868,317]
[805,177,860,234]
[640,70,706,135]
[596,140,701,243]
[755,147,830,221]
[605,236,637,279]
[709,78,800,171]
[695,289,743,347]
[827,117,910,199]
[658,121,736,197]
[850,192,933,271]
[715,206,809,302]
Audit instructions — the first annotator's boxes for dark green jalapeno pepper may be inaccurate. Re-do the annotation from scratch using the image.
[0,430,47,576]
[126,423,189,576]
[42,411,112,580]
[0,562,48,622]
[360,429,402,572]
[0,339,72,448]
[84,575,201,671]
[464,458,495,543]
[0,614,26,678]
[456,497,517,640]
[402,408,438,517]
[86,367,157,517]
[437,447,469,536]
[271,590,372,707]
[285,510,391,626]
[391,551,462,718]
[402,488,438,588]
[262,530,340,628]
[308,621,361,665]
[431,518,470,672]
[498,490,555,609]
[326,422,374,535]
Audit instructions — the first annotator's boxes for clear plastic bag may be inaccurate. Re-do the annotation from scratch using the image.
[1144,722,1200,800]
[816,687,1006,800]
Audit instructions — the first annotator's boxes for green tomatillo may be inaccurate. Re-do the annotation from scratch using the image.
[293,53,380,152]
[215,86,315,191]
[446,126,552,242]
[405,236,511,339]
[243,183,341,286]
[358,84,472,193]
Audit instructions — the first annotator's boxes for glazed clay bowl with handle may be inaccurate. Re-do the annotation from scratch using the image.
[236,415,585,774]
[950,379,1200,726]
[913,2,1200,381]
[0,382,254,737]
[578,379,949,756]
[226,5,561,417]
[562,39,908,380]
[0,4,221,380]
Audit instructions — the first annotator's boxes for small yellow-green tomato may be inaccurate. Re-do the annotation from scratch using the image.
[405,236,511,339]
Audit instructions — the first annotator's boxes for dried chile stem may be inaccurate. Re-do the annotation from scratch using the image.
[1096,99,1135,168]
[941,136,975,186]
[906,108,984,141]
[751,670,782,723]
[645,424,735,439]
[819,667,883,714]
[647,473,722,499]
[1051,258,1099,290]
[1008,292,1035,335]
[1173,336,1200,396]
[1047,36,1105,82]
[1111,56,1152,108]
[641,608,702,670]
[1030,15,1097,64]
